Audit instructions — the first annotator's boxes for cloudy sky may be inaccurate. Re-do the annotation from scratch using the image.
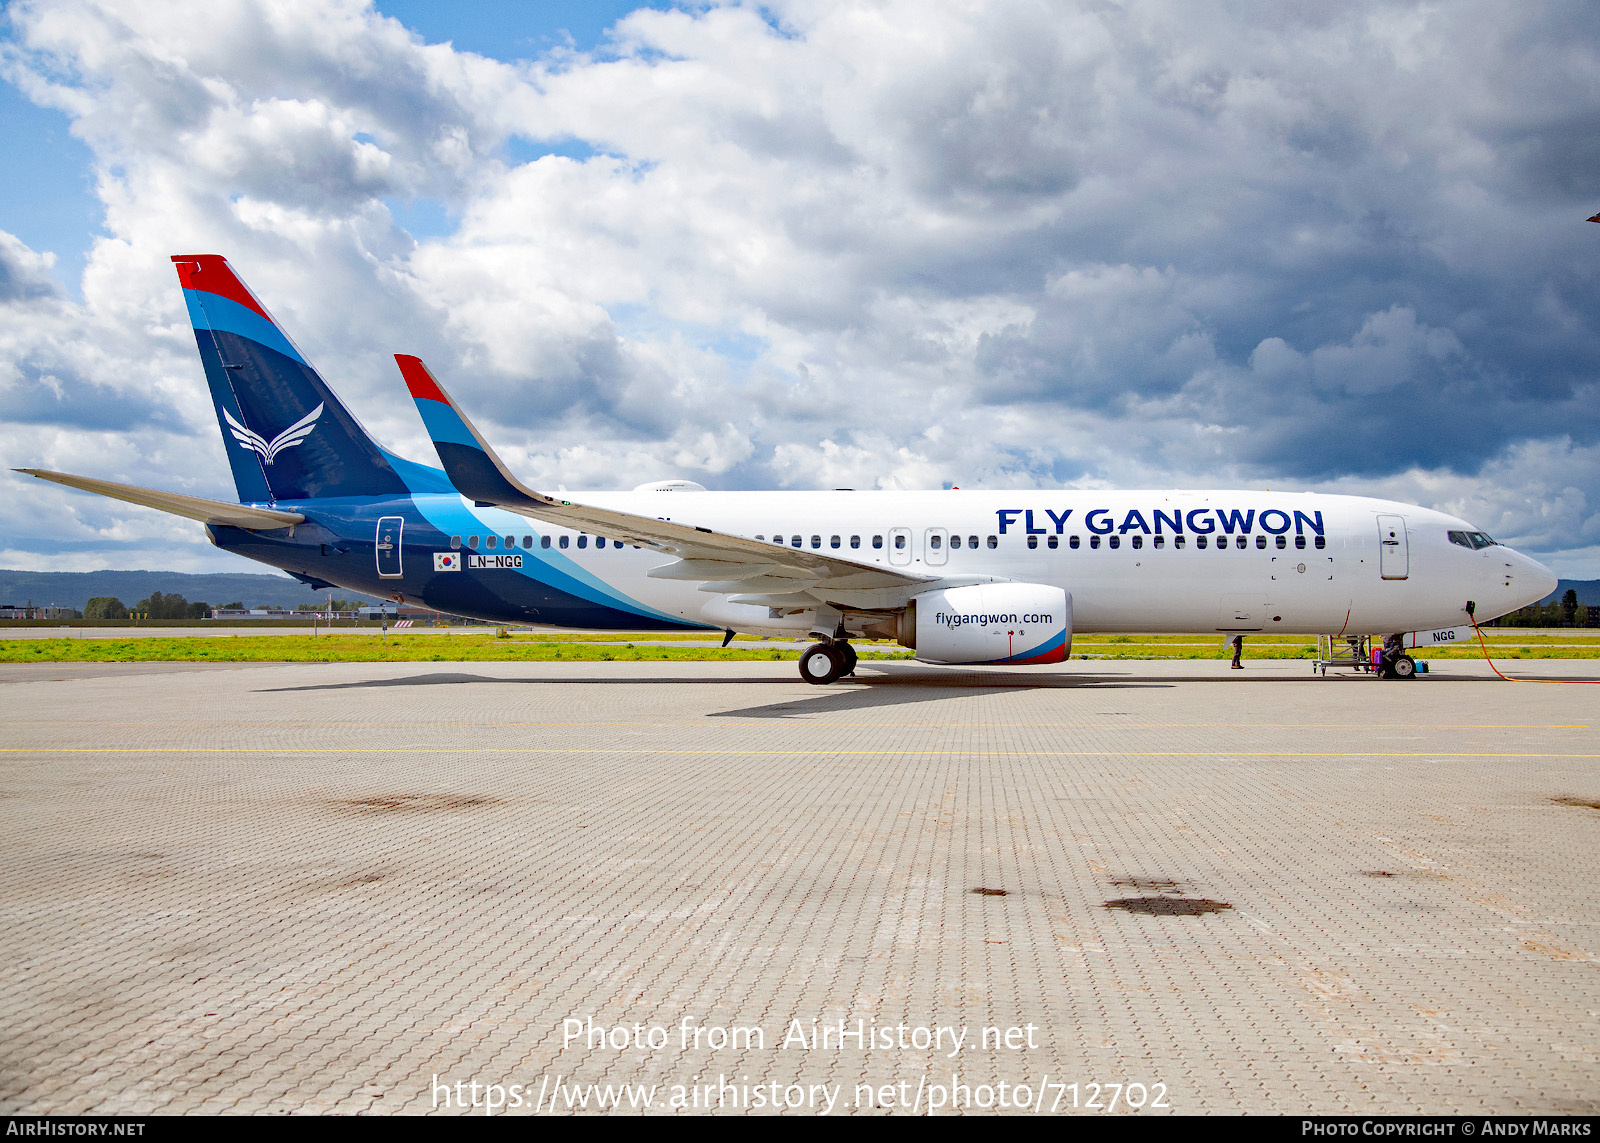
[2,0,1598,576]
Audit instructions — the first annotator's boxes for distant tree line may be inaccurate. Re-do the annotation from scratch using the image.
[83,592,212,620]
[74,594,362,619]
[1487,590,1597,628]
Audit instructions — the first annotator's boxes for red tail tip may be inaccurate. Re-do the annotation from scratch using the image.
[170,254,273,322]
[394,354,451,403]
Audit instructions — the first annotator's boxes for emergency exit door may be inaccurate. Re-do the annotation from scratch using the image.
[1377,514,1408,580]
[888,527,912,566]
[376,516,404,578]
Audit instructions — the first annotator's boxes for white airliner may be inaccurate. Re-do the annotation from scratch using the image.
[17,256,1559,684]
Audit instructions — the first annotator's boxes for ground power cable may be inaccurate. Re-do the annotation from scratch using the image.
[1468,616,1600,685]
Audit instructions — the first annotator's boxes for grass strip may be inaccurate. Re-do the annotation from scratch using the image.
[1,632,1594,663]
[0,636,912,664]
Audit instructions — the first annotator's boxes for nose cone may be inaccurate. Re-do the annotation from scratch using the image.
[1523,554,1559,602]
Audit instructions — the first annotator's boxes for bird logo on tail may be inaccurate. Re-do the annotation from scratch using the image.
[223,403,324,465]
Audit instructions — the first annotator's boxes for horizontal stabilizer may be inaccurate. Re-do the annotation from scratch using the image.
[15,469,305,529]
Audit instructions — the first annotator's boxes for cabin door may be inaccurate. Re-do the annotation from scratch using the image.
[1377,515,1408,580]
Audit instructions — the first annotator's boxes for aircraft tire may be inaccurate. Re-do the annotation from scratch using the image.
[800,644,844,685]
[837,642,858,676]
[1391,654,1417,680]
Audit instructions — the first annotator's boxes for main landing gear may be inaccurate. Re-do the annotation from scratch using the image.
[799,640,857,685]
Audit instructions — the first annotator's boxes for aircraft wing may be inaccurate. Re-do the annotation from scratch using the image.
[394,355,931,600]
[15,469,306,529]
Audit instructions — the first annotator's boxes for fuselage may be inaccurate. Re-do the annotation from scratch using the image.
[212,488,1557,637]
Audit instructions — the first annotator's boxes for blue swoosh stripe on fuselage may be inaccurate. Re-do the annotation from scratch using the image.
[209,511,688,629]
[407,494,700,627]
[183,290,308,366]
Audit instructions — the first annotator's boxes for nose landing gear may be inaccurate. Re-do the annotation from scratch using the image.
[1385,653,1417,679]
[1379,633,1417,680]
[799,640,857,685]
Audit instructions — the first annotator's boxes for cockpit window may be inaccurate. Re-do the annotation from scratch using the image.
[1448,530,1498,550]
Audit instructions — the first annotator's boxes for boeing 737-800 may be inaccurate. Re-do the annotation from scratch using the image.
[17,255,1558,683]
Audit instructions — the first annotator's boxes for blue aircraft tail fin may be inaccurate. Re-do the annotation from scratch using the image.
[172,255,410,503]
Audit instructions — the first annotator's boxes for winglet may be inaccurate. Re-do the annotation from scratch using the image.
[395,354,544,509]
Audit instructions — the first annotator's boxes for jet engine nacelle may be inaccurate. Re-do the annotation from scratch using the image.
[898,583,1071,664]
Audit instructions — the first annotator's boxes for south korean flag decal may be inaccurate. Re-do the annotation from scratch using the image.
[433,552,461,571]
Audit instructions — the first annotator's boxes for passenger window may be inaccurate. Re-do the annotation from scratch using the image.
[987,535,997,549]
[541,536,551,549]
[1175,535,1186,549]
[1153,536,1164,549]
[1047,535,1058,549]
[1069,535,1080,549]
[578,535,588,549]
[756,535,764,541]
[450,535,461,550]
[1027,535,1038,549]
[1314,536,1326,549]
[523,535,533,548]
[1276,535,1287,549]
[486,535,498,549]
[559,535,569,549]
[1295,535,1306,549]
[968,535,978,548]
[468,535,479,549]
[1235,536,1246,549]
[596,537,606,548]
[1109,535,1121,549]
[830,535,841,548]
[792,536,803,548]
[873,535,883,549]
[931,534,943,549]
[772,535,783,545]
[850,535,861,548]
[811,535,821,549]
[1089,535,1101,549]
[1196,536,1208,549]
[1255,535,1266,549]
[1131,535,1143,549]
[950,535,962,549]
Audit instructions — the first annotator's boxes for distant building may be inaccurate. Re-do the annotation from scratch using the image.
[0,604,79,619]
[207,606,443,624]
[208,608,337,620]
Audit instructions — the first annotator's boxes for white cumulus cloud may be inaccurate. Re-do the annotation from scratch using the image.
[0,0,1596,577]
